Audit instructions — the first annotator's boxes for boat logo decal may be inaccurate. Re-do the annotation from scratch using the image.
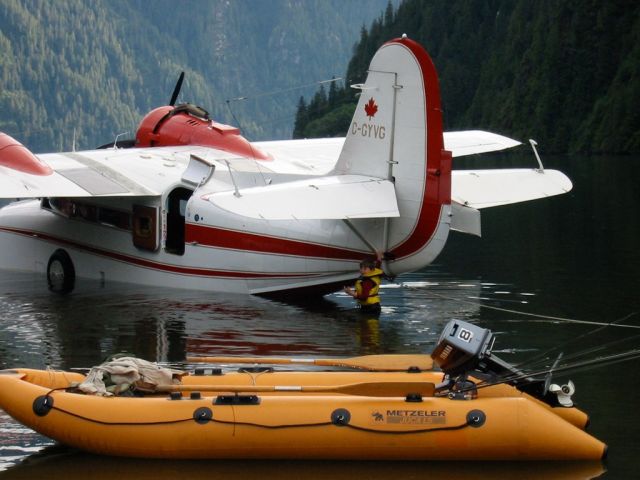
[371,409,446,425]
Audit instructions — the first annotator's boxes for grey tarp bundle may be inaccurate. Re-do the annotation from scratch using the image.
[77,356,185,396]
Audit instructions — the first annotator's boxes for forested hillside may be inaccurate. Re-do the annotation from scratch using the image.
[0,0,394,153]
[294,0,640,154]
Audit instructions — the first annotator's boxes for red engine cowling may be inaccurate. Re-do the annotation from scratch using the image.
[135,104,270,160]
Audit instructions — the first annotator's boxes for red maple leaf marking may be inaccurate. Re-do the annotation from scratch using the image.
[364,98,378,119]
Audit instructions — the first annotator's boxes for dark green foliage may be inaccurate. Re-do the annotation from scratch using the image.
[292,96,308,139]
[296,0,640,154]
[303,103,356,138]
[0,0,394,152]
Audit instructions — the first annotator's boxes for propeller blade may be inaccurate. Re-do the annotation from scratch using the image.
[169,71,185,106]
[186,354,433,372]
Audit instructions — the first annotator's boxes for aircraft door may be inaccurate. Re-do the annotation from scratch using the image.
[165,187,193,255]
[132,205,159,251]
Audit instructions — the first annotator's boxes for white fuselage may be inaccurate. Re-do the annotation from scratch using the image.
[0,194,449,294]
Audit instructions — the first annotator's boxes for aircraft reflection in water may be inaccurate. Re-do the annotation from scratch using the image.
[0,37,571,297]
[0,270,484,370]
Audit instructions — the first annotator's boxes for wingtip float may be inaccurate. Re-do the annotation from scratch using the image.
[0,320,606,461]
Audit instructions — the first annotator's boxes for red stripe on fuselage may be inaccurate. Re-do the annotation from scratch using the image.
[0,226,327,279]
[185,223,367,260]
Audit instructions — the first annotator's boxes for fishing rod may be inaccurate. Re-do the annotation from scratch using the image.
[439,347,640,397]
[514,330,640,375]
[423,289,640,330]
[514,311,639,370]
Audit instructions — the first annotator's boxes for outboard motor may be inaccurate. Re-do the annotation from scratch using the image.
[431,320,572,406]
[431,320,494,377]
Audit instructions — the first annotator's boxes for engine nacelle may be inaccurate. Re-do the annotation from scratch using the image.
[0,133,53,176]
[135,104,270,160]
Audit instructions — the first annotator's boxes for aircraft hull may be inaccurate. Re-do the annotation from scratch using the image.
[0,199,449,295]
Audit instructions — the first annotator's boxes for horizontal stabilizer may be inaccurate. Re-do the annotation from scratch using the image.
[452,168,573,209]
[444,130,521,157]
[451,202,481,237]
[203,175,399,220]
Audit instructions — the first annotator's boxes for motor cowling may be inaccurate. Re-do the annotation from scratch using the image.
[431,319,494,376]
[135,104,270,160]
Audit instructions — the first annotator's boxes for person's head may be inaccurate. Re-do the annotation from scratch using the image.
[359,258,376,273]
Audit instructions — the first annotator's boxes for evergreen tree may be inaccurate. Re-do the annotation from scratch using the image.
[292,96,308,139]
[294,0,640,153]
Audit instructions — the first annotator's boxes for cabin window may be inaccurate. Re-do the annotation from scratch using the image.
[165,188,193,255]
[45,198,131,231]
[98,208,131,230]
[76,203,98,221]
[132,205,158,251]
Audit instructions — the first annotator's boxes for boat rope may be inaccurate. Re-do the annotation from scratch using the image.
[226,77,343,103]
[239,368,272,386]
[224,76,343,137]
[47,403,203,426]
[339,420,475,435]
[43,403,475,433]
[36,390,476,433]
[424,290,640,329]
[206,412,477,433]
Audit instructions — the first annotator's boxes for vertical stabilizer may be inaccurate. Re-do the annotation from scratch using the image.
[335,37,452,274]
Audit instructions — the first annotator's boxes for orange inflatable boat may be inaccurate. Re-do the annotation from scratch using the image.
[0,320,607,460]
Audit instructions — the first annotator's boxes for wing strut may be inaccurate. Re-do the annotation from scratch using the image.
[529,139,545,172]
[342,219,378,256]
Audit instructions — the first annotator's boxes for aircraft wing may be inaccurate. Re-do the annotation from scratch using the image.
[250,130,522,174]
[0,129,524,200]
[443,130,522,157]
[201,175,399,220]
[0,143,399,221]
[452,168,573,209]
[0,145,238,199]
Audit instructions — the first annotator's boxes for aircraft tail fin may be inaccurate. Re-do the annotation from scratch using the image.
[333,37,452,273]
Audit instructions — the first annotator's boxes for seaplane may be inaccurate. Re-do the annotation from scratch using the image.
[0,36,572,296]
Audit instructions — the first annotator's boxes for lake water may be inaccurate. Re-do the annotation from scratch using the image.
[0,154,638,479]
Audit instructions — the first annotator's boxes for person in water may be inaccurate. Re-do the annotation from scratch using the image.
[343,256,384,314]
